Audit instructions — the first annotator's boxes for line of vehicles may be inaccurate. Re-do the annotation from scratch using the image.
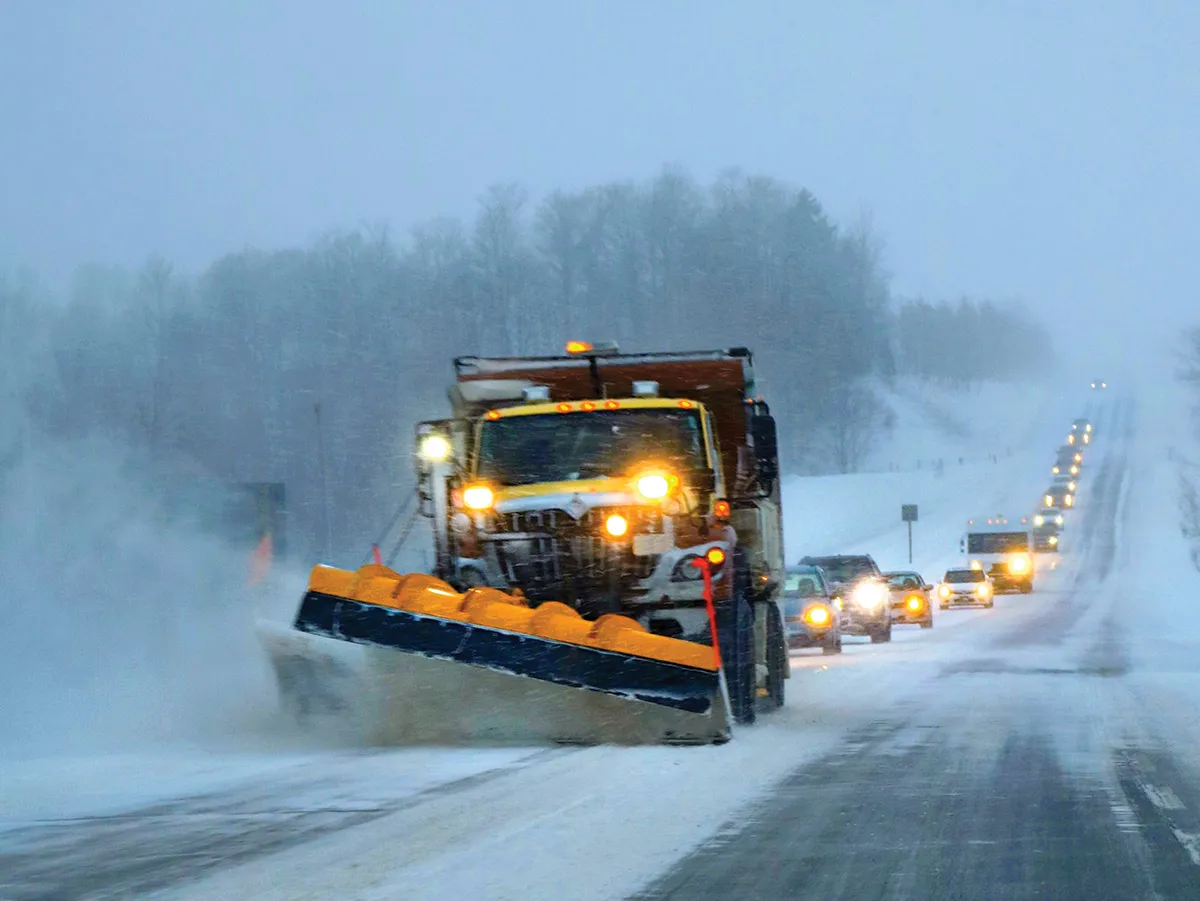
[778,409,1099,653]
[257,343,1102,747]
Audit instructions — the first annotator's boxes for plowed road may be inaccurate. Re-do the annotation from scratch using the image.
[9,395,1200,900]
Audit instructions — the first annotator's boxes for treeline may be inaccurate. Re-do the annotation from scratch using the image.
[893,297,1054,386]
[1,168,1050,564]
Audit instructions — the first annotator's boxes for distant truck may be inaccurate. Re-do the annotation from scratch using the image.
[959,516,1034,593]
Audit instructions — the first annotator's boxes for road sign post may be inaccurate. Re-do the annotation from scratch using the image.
[901,504,918,564]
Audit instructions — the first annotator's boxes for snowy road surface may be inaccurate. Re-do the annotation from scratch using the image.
[9,390,1200,899]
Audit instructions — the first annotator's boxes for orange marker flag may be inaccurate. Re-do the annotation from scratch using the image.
[249,533,273,586]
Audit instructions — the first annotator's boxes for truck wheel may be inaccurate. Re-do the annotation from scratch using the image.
[822,634,843,655]
[1020,582,1033,594]
[763,605,786,711]
[920,618,933,629]
[870,621,892,643]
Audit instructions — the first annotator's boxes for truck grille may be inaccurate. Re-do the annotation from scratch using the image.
[485,506,666,603]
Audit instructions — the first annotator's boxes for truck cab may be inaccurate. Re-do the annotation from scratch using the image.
[960,516,1035,593]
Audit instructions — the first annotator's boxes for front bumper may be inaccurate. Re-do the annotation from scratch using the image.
[891,601,932,623]
[838,604,890,635]
[784,619,836,648]
[940,591,990,607]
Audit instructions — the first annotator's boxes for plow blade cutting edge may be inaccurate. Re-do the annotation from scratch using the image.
[259,564,732,746]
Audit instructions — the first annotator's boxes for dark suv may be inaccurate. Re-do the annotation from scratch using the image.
[797,554,892,643]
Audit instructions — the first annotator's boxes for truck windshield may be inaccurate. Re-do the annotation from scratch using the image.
[475,409,706,486]
[966,533,1029,554]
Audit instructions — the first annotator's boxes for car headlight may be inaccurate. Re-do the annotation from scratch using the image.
[1055,514,1064,525]
[1034,515,1045,526]
[852,581,886,609]
[1009,554,1031,574]
[976,583,990,597]
[970,560,983,571]
[1048,535,1058,545]
[805,606,831,626]
[906,595,923,611]
[939,584,951,598]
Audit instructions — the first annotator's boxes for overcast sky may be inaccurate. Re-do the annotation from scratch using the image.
[3,1,1197,358]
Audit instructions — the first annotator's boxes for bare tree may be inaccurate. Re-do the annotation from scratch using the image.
[819,381,893,474]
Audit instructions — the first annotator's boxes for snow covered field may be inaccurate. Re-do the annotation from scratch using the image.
[8,376,1191,901]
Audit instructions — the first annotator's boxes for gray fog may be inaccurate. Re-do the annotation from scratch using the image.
[4,1,1197,358]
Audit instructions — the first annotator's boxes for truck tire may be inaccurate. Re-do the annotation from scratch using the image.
[762,604,786,712]
[870,619,892,643]
[716,592,757,725]
[822,634,843,655]
[719,550,757,726]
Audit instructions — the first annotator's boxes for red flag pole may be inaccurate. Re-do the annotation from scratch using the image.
[691,557,721,669]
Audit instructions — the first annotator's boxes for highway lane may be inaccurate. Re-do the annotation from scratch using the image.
[633,397,1200,900]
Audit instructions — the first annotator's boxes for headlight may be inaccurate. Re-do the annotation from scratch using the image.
[1052,466,1060,475]
[462,485,495,510]
[1055,514,1064,525]
[970,560,983,571]
[1034,515,1045,526]
[1065,494,1074,507]
[1009,555,1031,574]
[1044,494,1054,507]
[1048,535,1058,545]
[906,595,923,611]
[938,584,951,598]
[419,434,451,461]
[604,514,629,537]
[976,583,990,597]
[852,581,886,609]
[805,606,831,626]
[635,473,672,500]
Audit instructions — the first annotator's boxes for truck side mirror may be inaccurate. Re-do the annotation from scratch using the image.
[750,415,779,489]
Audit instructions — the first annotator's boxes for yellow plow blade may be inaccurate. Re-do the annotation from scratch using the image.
[258,564,731,746]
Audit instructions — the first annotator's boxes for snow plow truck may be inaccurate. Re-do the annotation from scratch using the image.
[259,342,788,745]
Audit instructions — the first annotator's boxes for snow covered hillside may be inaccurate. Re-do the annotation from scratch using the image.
[783,377,1088,580]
